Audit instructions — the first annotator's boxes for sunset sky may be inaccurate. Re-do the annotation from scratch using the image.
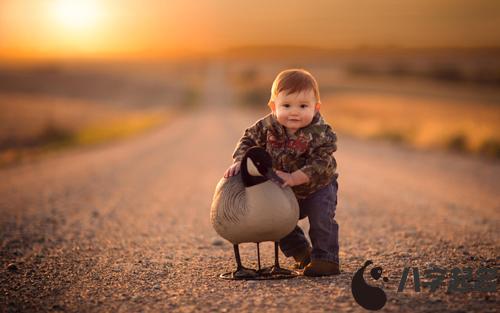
[0,0,499,61]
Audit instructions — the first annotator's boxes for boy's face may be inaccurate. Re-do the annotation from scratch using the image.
[269,89,320,134]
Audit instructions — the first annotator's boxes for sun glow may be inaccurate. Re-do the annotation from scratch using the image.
[50,0,102,31]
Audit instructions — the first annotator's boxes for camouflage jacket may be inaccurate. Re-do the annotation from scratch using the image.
[232,112,338,199]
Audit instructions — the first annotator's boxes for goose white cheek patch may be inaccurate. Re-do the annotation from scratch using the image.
[246,158,262,176]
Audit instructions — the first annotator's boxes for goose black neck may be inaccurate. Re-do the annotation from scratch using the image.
[240,156,268,187]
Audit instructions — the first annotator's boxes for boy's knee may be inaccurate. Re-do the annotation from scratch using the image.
[309,206,335,226]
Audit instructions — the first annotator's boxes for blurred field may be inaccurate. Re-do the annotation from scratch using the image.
[0,61,206,166]
[0,94,171,166]
[321,93,500,157]
[1,49,499,165]
[224,49,500,158]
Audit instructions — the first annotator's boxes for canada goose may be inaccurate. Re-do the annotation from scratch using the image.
[210,147,300,279]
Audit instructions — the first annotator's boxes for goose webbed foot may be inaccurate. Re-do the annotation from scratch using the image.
[269,265,296,275]
[256,263,297,276]
[233,266,259,279]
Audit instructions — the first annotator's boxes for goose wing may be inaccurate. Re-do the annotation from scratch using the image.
[210,173,248,226]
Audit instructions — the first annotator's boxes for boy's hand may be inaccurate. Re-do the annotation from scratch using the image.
[224,161,241,178]
[275,170,310,188]
[275,170,295,187]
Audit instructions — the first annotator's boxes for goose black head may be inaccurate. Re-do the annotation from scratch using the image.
[370,266,383,280]
[241,147,285,187]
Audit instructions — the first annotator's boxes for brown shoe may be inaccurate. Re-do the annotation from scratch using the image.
[303,260,340,277]
[292,247,312,270]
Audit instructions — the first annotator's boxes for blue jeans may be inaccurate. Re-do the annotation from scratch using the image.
[279,178,339,264]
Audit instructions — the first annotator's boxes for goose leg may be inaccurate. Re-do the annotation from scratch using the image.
[256,242,261,271]
[274,241,280,268]
[270,241,294,275]
[232,244,257,279]
[234,244,243,268]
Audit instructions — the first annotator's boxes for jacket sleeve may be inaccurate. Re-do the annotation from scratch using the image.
[300,126,337,182]
[232,119,267,163]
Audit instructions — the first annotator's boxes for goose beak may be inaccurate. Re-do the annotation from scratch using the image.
[265,169,285,186]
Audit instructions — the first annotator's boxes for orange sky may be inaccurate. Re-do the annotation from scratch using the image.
[0,0,499,61]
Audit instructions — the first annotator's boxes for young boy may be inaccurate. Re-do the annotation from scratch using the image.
[223,69,340,277]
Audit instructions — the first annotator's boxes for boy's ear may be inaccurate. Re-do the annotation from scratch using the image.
[315,102,321,112]
[268,101,276,112]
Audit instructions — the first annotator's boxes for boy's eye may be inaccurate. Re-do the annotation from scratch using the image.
[301,104,308,108]
[283,104,290,108]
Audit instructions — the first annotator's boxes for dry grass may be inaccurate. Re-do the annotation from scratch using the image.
[321,93,500,157]
[226,65,271,109]
[0,94,172,166]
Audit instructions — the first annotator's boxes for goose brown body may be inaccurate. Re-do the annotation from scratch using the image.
[210,172,299,244]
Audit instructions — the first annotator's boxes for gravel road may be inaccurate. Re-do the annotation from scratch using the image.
[1,62,498,312]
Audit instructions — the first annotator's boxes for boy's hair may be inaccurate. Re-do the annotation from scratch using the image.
[269,68,321,103]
